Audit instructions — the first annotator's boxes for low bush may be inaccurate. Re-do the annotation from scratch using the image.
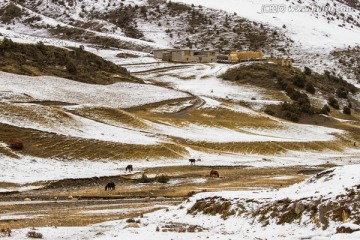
[321,104,331,115]
[336,87,348,99]
[328,96,340,109]
[281,102,300,122]
[293,75,306,88]
[138,173,152,183]
[343,106,351,115]
[65,60,77,74]
[156,174,170,183]
[264,108,275,116]
[305,82,315,94]
[304,66,312,75]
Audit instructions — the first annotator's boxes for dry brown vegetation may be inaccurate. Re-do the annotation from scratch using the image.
[135,104,280,129]
[71,107,148,129]
[0,122,185,160]
[183,140,345,155]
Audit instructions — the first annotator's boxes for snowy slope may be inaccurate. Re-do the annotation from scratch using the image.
[0,0,165,50]
[0,71,189,109]
[0,103,160,145]
[172,0,360,48]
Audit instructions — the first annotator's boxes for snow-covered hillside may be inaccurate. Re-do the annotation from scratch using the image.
[1,0,359,81]
[7,164,360,239]
[173,0,360,48]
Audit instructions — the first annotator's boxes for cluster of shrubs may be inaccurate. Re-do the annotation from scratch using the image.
[327,96,352,115]
[324,70,357,94]
[138,173,170,184]
[49,25,86,40]
[0,38,134,84]
[224,64,357,121]
[0,3,23,24]
[102,5,144,39]
[278,74,319,121]
[167,1,192,12]
[283,73,316,95]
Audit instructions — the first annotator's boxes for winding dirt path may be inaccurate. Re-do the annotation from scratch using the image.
[131,64,195,74]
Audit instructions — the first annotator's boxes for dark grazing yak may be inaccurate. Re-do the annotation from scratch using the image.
[126,165,133,172]
[105,182,115,191]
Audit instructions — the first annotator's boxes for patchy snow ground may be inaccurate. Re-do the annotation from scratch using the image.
[151,121,343,143]
[0,71,189,108]
[134,63,285,109]
[0,156,133,184]
[7,164,360,240]
[1,148,360,187]
[0,186,42,193]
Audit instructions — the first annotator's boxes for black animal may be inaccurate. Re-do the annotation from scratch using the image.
[189,159,196,165]
[126,164,133,172]
[105,182,115,191]
[210,170,219,178]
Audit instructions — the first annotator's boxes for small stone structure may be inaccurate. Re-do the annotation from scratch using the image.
[228,51,263,61]
[267,57,293,67]
[153,49,217,63]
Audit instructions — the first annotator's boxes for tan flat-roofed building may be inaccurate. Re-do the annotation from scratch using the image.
[267,58,293,67]
[228,51,263,61]
[153,49,217,63]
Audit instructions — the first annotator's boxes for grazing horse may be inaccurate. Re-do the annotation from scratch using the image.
[105,182,115,191]
[126,165,133,172]
[210,170,219,178]
[189,159,196,165]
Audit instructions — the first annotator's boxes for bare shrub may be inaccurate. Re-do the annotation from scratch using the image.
[156,174,170,183]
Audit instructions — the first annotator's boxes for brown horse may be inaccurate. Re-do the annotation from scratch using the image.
[189,159,196,165]
[209,170,219,178]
